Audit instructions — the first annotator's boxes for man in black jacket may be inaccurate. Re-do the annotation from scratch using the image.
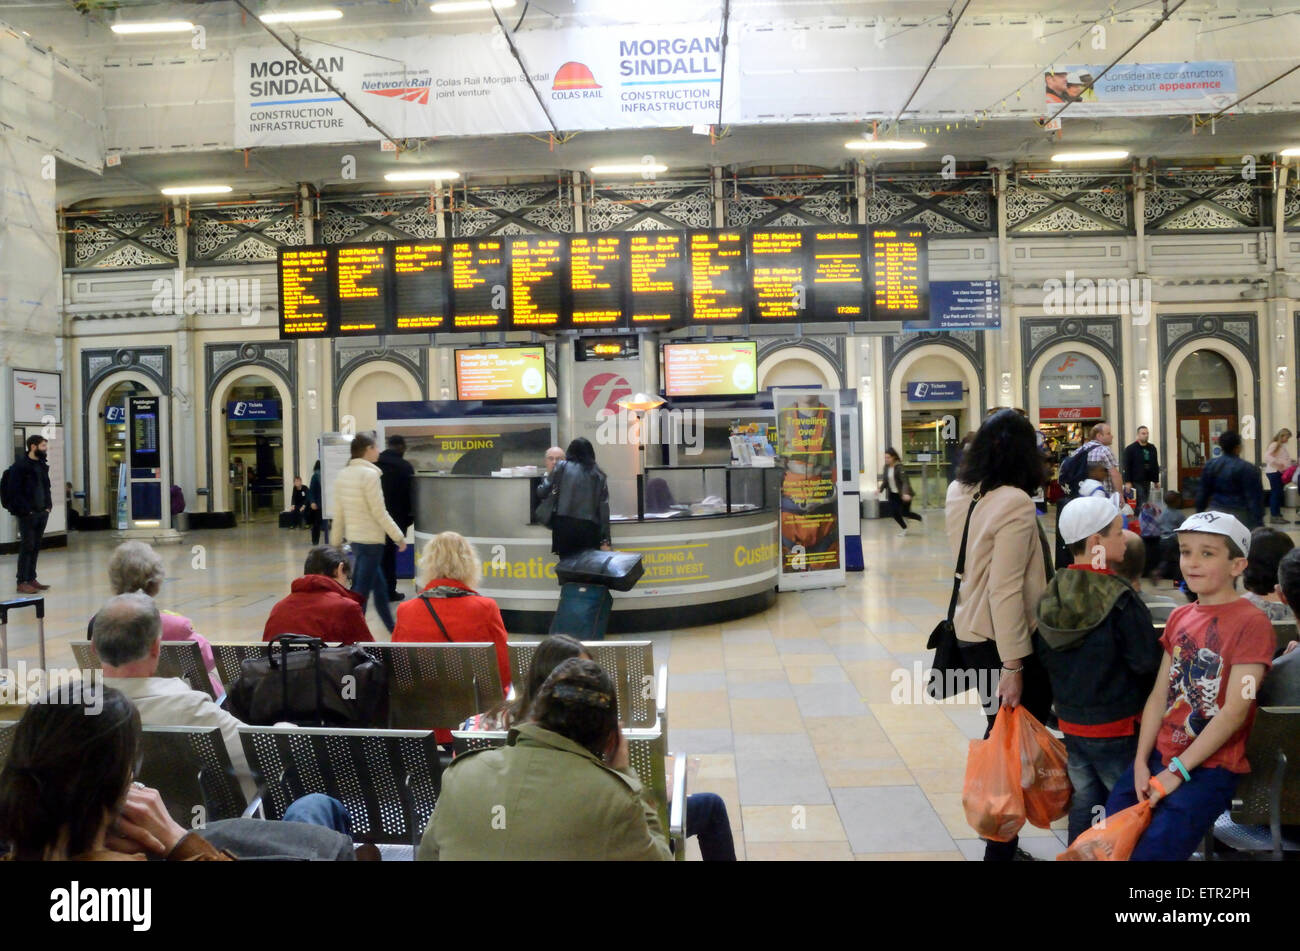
[1121,426,1160,508]
[7,436,53,593]
[1196,430,1264,529]
[376,434,415,602]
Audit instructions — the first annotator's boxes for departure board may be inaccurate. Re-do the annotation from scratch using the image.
[688,230,747,323]
[334,244,390,335]
[808,228,868,320]
[749,229,806,322]
[393,241,449,332]
[627,232,686,327]
[568,234,626,328]
[279,247,331,338]
[869,226,929,322]
[509,236,565,330]
[450,238,507,331]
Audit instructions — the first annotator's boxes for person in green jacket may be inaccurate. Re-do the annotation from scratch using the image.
[419,657,671,861]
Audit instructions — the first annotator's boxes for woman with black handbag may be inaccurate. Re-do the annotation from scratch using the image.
[537,437,612,558]
[944,408,1055,862]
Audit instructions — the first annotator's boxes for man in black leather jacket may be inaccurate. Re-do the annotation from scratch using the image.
[377,435,415,601]
[1196,431,1264,529]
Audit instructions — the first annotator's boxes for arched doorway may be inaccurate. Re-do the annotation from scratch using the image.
[217,373,286,522]
[1174,350,1238,496]
[759,355,834,389]
[338,362,423,435]
[86,371,164,519]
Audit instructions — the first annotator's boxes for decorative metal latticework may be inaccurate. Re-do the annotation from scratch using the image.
[190,200,307,263]
[724,178,854,229]
[864,174,994,235]
[1005,172,1131,235]
[1284,177,1300,231]
[450,183,573,236]
[320,196,440,244]
[65,206,177,269]
[1145,170,1265,232]
[587,181,713,232]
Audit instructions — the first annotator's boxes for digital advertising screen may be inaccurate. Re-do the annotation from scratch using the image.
[333,244,390,335]
[508,236,566,330]
[869,226,929,322]
[129,395,161,469]
[688,230,747,323]
[450,238,508,331]
[567,234,626,329]
[807,227,868,320]
[279,247,331,338]
[662,340,758,398]
[393,240,449,332]
[749,229,807,322]
[627,232,686,327]
[455,346,550,401]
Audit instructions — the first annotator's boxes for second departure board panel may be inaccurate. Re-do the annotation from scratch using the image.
[627,232,686,328]
[279,247,331,337]
[450,237,508,331]
[508,236,565,330]
[688,230,747,323]
[808,228,868,320]
[567,234,626,329]
[333,244,390,335]
[869,226,929,322]
[393,241,449,332]
[749,229,806,322]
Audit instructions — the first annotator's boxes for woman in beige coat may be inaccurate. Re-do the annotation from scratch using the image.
[945,408,1054,861]
[332,433,407,632]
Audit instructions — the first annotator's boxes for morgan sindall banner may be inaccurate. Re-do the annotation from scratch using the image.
[235,22,729,147]
[1043,61,1237,116]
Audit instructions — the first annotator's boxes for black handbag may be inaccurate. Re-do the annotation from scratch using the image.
[554,548,644,592]
[926,494,981,701]
[535,465,562,528]
[224,634,388,727]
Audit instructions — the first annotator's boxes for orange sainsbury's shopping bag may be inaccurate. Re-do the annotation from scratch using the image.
[1014,706,1072,829]
[1056,799,1153,861]
[962,706,1026,842]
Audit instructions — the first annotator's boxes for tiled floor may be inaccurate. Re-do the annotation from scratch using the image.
[2,513,1096,860]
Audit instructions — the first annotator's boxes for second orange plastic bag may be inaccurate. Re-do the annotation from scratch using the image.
[961,706,1025,842]
[1056,799,1153,861]
[1013,706,1072,828]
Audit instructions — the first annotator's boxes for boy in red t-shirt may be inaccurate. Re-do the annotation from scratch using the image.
[1103,511,1274,861]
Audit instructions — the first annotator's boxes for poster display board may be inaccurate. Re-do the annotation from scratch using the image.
[773,388,843,590]
[319,432,356,523]
[11,369,61,424]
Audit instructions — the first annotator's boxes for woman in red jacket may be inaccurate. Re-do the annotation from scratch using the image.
[393,531,511,697]
[263,546,373,645]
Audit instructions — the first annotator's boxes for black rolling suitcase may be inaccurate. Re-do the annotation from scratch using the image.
[550,582,613,640]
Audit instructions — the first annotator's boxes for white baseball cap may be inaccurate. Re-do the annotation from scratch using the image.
[1175,511,1251,557]
[1059,496,1122,544]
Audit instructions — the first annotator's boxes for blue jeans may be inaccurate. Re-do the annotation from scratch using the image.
[1267,471,1284,518]
[1064,733,1138,846]
[686,793,736,861]
[282,793,352,837]
[1104,750,1239,861]
[350,542,395,632]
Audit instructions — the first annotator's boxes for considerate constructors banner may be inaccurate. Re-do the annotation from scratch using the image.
[234,22,733,147]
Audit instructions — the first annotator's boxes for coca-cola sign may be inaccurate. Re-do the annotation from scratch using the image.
[1038,351,1104,416]
[1040,406,1103,420]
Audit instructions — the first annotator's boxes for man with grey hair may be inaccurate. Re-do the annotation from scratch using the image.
[93,592,255,802]
[544,446,565,474]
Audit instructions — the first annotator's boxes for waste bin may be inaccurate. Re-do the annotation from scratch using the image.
[860,496,879,520]
[1286,483,1299,510]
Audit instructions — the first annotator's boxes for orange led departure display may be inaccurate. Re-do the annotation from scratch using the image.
[568,234,626,328]
[394,241,448,332]
[869,226,929,322]
[749,230,806,322]
[508,236,565,330]
[808,228,867,320]
[627,232,685,327]
[688,230,746,322]
[450,238,507,330]
[279,248,331,337]
[334,244,389,335]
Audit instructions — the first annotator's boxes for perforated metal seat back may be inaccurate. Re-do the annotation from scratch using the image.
[366,643,503,729]
[1274,622,1298,655]
[1232,707,1300,826]
[239,726,441,845]
[211,642,271,689]
[73,640,214,699]
[0,720,15,774]
[507,641,655,727]
[138,725,247,826]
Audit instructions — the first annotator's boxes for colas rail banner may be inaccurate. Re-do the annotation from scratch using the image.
[235,21,732,147]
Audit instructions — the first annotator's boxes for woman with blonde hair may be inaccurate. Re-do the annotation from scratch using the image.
[1264,428,1294,525]
[392,532,512,737]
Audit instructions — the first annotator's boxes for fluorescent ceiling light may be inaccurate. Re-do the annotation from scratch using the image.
[111,21,194,34]
[1051,149,1129,163]
[160,184,233,196]
[384,169,460,181]
[259,9,343,24]
[591,163,669,175]
[430,0,517,13]
[1281,147,1300,157]
[846,139,927,151]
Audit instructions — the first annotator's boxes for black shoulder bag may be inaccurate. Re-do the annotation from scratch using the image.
[535,463,562,528]
[925,494,980,701]
[420,595,454,642]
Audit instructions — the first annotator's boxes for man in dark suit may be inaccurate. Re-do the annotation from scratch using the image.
[376,434,415,602]
[1122,425,1160,508]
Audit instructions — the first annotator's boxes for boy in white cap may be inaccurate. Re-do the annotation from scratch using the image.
[1101,511,1275,860]
[1034,496,1164,844]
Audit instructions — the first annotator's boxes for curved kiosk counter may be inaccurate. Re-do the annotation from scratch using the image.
[412,465,780,633]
